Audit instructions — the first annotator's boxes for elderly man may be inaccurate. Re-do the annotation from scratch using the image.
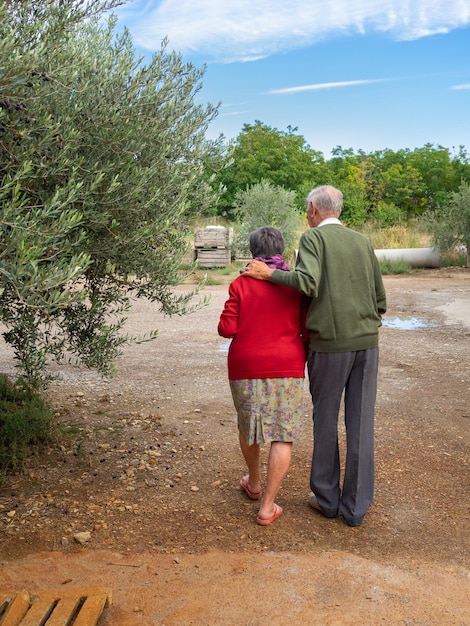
[243,185,387,526]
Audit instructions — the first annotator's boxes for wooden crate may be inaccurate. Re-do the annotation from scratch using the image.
[196,248,231,268]
[194,227,233,249]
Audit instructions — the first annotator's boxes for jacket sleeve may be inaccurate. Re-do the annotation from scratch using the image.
[217,280,240,338]
[270,230,322,298]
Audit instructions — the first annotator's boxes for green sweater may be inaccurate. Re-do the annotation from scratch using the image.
[271,224,387,353]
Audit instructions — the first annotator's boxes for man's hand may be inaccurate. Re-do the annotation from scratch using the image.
[242,259,274,281]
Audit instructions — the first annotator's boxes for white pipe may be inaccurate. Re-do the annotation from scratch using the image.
[374,247,440,268]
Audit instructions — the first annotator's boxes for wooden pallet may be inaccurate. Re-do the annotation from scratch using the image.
[0,588,112,626]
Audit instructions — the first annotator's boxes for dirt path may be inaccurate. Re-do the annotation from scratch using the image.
[0,268,469,625]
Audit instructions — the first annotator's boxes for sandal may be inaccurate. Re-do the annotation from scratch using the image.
[256,503,283,526]
[240,475,262,500]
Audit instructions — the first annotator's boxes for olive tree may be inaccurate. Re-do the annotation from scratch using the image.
[424,181,470,267]
[233,180,303,263]
[0,0,223,383]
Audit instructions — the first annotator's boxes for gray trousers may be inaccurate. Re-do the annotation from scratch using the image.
[307,348,378,526]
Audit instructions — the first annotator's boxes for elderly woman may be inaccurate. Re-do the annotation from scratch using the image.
[218,227,308,525]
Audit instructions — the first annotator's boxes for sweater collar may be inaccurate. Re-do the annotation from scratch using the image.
[317,217,342,228]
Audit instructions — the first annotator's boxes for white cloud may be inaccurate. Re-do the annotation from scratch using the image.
[268,79,387,94]
[452,84,470,89]
[116,0,470,61]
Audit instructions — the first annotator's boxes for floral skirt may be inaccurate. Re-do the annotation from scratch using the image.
[229,377,304,446]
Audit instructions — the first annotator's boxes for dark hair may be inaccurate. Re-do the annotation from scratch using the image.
[249,227,285,258]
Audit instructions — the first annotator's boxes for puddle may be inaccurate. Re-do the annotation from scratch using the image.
[382,317,438,330]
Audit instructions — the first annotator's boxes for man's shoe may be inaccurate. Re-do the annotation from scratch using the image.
[308,492,322,512]
[309,492,339,518]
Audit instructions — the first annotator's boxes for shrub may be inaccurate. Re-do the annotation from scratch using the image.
[233,180,302,262]
[0,374,53,477]
[422,180,470,267]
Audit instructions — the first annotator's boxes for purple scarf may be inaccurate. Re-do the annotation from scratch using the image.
[241,254,290,273]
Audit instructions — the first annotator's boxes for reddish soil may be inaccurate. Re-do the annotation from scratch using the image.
[0,267,469,625]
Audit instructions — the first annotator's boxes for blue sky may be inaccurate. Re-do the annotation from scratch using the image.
[114,0,470,158]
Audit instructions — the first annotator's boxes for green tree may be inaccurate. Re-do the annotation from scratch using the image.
[380,162,425,216]
[1,0,223,383]
[407,144,461,210]
[328,144,468,220]
[216,122,330,215]
[233,180,302,262]
[450,146,470,183]
[328,157,369,225]
[423,181,470,267]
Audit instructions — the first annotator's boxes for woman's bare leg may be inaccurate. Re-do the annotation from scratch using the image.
[238,431,261,494]
[257,441,292,520]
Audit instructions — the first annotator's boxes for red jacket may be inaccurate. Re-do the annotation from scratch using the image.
[218,275,308,380]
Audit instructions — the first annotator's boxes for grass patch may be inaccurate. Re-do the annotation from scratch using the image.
[199,272,224,285]
[440,253,467,267]
[360,221,432,249]
[378,258,413,274]
[191,262,245,285]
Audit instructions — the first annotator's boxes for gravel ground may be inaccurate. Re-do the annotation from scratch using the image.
[0,267,469,625]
